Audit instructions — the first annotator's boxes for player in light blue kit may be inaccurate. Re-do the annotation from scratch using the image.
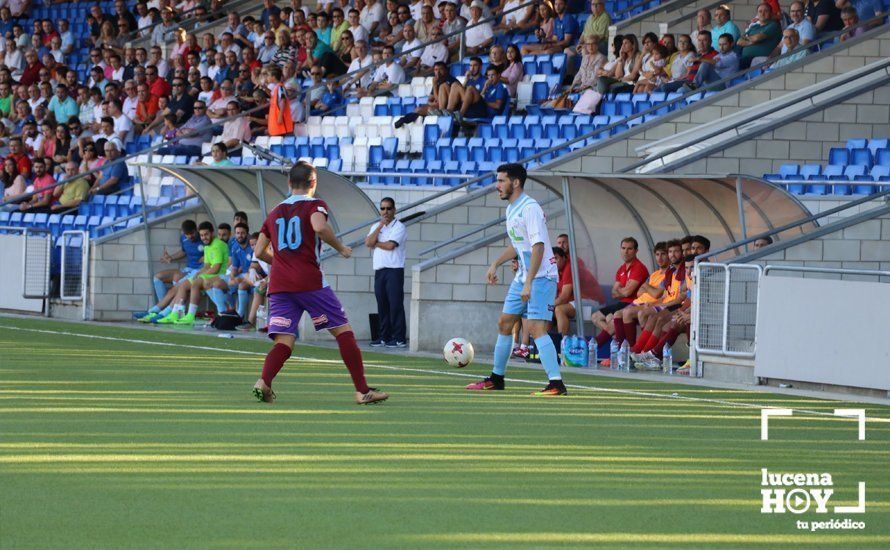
[465,163,567,396]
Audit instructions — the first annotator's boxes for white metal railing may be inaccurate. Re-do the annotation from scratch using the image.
[693,263,762,363]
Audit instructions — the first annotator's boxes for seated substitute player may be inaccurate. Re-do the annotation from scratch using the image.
[590,237,649,348]
[155,221,231,325]
[226,222,254,319]
[610,241,669,345]
[639,254,696,374]
[466,163,567,396]
[237,232,269,332]
[135,219,204,322]
[251,161,389,405]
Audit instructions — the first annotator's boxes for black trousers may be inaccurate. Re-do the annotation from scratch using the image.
[374,267,406,343]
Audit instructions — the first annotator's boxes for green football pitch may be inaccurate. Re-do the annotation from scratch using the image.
[1,315,888,548]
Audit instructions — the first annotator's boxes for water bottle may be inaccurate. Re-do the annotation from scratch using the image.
[609,339,619,370]
[662,344,672,375]
[256,304,267,330]
[619,340,630,372]
[587,338,597,368]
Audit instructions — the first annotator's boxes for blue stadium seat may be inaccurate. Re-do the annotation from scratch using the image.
[368,144,384,170]
[519,139,536,159]
[310,137,325,158]
[875,148,890,167]
[846,138,867,150]
[469,137,486,163]
[372,160,394,184]
[436,138,453,162]
[328,158,343,171]
[502,139,520,163]
[444,160,462,186]
[779,164,800,179]
[383,137,398,159]
[868,139,888,156]
[850,148,872,167]
[426,160,444,185]
[409,159,426,185]
[828,147,849,166]
[531,82,548,104]
[800,164,822,180]
[452,138,469,163]
[477,123,494,139]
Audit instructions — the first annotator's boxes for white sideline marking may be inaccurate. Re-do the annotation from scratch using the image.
[0,324,880,420]
[760,408,793,440]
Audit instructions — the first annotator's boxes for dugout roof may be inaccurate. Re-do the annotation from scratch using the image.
[525,172,815,282]
[132,165,378,232]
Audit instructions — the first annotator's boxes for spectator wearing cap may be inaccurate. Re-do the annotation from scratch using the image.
[47,83,78,124]
[465,1,494,55]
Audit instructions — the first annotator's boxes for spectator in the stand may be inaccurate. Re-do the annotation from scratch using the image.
[152,7,179,45]
[753,236,774,249]
[452,65,508,122]
[361,0,387,36]
[664,34,694,81]
[690,8,711,45]
[737,4,782,68]
[837,0,884,28]
[657,31,715,93]
[330,8,349,49]
[577,0,611,56]
[166,78,195,124]
[596,34,642,94]
[47,83,78,124]
[465,1,495,55]
[50,161,90,211]
[634,44,669,93]
[158,100,212,156]
[1,158,26,205]
[806,0,844,34]
[499,44,525,97]
[361,45,407,96]
[347,8,369,44]
[108,99,134,145]
[526,0,577,55]
[488,44,508,73]
[344,39,374,92]
[784,2,816,48]
[91,142,127,195]
[444,55,485,111]
[400,23,423,71]
[685,33,738,91]
[395,61,457,126]
[18,158,54,212]
[147,64,172,99]
[839,6,866,40]
[218,101,251,150]
[771,28,809,67]
[493,0,535,35]
[416,4,439,43]
[710,6,740,49]
[569,37,606,94]
[442,1,467,55]
[419,26,449,72]
[200,142,234,166]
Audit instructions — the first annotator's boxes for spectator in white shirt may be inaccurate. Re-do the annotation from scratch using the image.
[108,99,134,144]
[344,40,375,91]
[360,0,386,35]
[465,1,494,55]
[420,26,449,71]
[362,45,407,96]
[347,8,369,43]
[400,22,424,71]
[122,80,139,120]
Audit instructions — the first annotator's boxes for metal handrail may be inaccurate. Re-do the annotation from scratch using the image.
[763,265,890,277]
[701,187,890,261]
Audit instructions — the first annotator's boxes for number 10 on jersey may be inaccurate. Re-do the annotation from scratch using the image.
[276,216,302,250]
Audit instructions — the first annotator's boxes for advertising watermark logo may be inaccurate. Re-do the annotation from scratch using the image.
[759,409,867,532]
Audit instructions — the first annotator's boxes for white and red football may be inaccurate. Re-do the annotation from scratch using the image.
[443,338,475,368]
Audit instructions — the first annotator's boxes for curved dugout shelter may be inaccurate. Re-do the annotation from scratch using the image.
[130,165,378,230]
[525,172,816,301]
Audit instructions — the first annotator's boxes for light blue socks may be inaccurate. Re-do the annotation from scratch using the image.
[535,335,562,381]
[492,333,513,376]
[152,277,167,302]
[237,289,249,318]
[208,288,229,313]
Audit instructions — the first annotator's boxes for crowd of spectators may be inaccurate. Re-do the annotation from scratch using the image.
[2,0,884,214]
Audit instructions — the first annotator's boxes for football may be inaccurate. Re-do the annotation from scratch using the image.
[443,338,474,368]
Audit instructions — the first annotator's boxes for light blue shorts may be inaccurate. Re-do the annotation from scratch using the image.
[502,278,557,321]
[178,267,201,283]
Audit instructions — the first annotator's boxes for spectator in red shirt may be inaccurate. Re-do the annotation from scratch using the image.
[18,158,55,212]
[5,137,32,178]
[590,237,650,347]
[19,49,44,86]
[41,20,59,46]
[147,64,171,100]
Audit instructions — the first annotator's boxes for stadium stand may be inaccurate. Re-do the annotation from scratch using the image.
[0,0,887,260]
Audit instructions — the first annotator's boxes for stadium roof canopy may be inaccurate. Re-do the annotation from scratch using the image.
[525,172,815,280]
[133,165,378,234]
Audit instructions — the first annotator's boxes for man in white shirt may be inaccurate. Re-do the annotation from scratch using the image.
[362,45,407,96]
[464,1,494,55]
[345,40,374,91]
[122,80,139,120]
[365,197,408,348]
[360,0,386,35]
[460,0,490,20]
[347,9,369,43]
[420,26,449,71]
[218,101,251,150]
[400,22,423,71]
[109,99,134,144]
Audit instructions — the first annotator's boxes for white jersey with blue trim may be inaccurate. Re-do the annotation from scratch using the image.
[505,193,558,284]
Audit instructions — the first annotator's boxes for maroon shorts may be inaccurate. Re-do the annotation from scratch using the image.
[267,287,349,338]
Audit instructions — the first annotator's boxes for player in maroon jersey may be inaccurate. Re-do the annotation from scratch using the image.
[251,161,389,405]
